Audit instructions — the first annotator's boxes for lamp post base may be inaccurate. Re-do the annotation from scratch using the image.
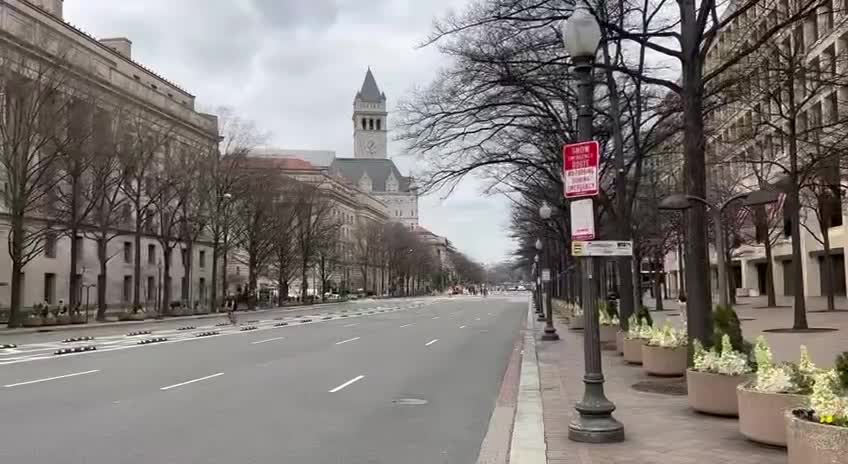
[568,415,625,443]
[537,313,546,322]
[541,329,559,341]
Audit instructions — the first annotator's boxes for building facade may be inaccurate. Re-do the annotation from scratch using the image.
[0,0,219,312]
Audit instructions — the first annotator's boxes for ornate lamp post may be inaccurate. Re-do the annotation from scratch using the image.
[539,202,559,340]
[563,3,624,443]
[534,254,541,314]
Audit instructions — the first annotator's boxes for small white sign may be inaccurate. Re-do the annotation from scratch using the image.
[542,269,551,282]
[572,241,633,257]
[570,199,595,240]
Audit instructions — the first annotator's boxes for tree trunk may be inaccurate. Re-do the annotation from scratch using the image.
[211,241,219,312]
[68,229,79,308]
[679,17,713,345]
[277,267,286,307]
[133,210,142,308]
[653,254,664,312]
[185,242,194,308]
[787,127,809,328]
[764,237,777,307]
[163,248,172,312]
[7,215,25,327]
[300,260,309,302]
[221,240,228,305]
[248,256,257,310]
[822,228,835,311]
[97,237,108,321]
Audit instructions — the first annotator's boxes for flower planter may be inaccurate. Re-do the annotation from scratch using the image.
[129,312,145,321]
[737,386,806,446]
[568,314,584,330]
[615,330,625,354]
[622,337,645,364]
[599,324,617,343]
[641,344,686,376]
[686,369,751,417]
[42,315,57,326]
[56,314,71,325]
[786,409,848,464]
[70,314,86,324]
[22,316,43,327]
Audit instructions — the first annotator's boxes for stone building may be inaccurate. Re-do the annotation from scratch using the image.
[659,0,848,301]
[0,0,219,312]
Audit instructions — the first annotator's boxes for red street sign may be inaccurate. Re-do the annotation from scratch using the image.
[563,141,600,199]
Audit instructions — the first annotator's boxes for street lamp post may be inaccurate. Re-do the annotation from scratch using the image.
[534,254,542,314]
[539,202,559,341]
[535,239,546,322]
[563,4,624,444]
[659,190,779,308]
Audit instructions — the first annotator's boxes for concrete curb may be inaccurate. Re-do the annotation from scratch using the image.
[508,298,547,463]
[0,300,350,335]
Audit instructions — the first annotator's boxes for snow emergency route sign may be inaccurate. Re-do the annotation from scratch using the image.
[563,141,600,199]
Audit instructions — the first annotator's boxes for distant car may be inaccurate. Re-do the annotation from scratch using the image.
[517,285,526,291]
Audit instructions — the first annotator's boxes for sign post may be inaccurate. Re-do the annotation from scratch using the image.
[570,198,595,241]
[563,141,600,199]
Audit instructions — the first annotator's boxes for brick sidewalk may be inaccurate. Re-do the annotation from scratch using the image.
[536,320,787,464]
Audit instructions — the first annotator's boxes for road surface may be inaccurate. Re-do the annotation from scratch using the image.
[0,294,526,464]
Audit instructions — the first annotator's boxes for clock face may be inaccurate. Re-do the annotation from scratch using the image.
[366,139,377,155]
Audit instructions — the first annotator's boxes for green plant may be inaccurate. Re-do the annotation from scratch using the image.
[810,369,848,427]
[647,321,687,348]
[752,337,819,394]
[835,352,848,390]
[635,305,653,327]
[712,305,745,354]
[692,335,751,376]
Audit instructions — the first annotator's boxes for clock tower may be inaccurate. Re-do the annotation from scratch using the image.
[353,68,388,159]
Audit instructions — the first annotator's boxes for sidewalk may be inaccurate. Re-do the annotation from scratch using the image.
[535,318,789,464]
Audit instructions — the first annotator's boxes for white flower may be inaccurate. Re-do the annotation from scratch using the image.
[692,335,750,375]
[648,322,687,348]
[754,365,795,393]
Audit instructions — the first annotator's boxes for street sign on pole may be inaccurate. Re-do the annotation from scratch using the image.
[542,269,551,282]
[571,241,633,257]
[563,141,600,199]
[570,198,595,240]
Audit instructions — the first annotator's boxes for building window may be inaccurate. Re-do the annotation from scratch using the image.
[122,275,132,303]
[199,278,206,304]
[361,118,367,130]
[199,250,206,268]
[376,119,381,130]
[369,118,374,130]
[181,248,188,268]
[181,276,189,301]
[44,232,57,258]
[43,273,56,305]
[148,244,156,265]
[147,276,155,302]
[124,242,132,263]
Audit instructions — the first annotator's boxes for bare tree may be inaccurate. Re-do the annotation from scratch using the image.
[354,219,382,293]
[269,179,301,306]
[0,49,87,326]
[294,182,341,302]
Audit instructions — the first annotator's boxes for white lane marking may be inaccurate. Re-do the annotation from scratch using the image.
[4,369,100,388]
[432,316,440,320]
[251,336,285,345]
[328,375,365,393]
[476,318,481,321]
[343,323,359,327]
[459,325,467,329]
[335,337,361,345]
[160,372,224,391]
[488,313,493,316]
[425,339,439,347]
[400,323,413,328]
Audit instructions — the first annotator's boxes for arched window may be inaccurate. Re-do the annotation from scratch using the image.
[369,119,374,130]
[376,119,381,130]
[361,118,367,130]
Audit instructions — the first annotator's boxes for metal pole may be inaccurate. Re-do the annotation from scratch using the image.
[542,237,559,340]
[568,55,624,444]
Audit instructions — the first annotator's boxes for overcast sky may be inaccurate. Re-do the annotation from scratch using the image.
[64,0,515,265]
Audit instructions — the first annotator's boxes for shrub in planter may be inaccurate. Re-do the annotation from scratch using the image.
[568,305,584,330]
[70,312,86,324]
[23,312,43,327]
[688,335,753,416]
[642,322,687,376]
[43,312,57,326]
[712,304,751,355]
[785,358,848,463]
[623,314,653,364]
[598,308,619,344]
[738,337,816,446]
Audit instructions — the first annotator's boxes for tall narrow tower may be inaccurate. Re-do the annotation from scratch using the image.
[353,68,388,159]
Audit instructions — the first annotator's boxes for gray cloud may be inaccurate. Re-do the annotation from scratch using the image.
[64,0,515,264]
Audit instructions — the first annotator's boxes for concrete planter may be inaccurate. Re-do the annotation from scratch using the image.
[786,410,848,464]
[641,344,687,376]
[615,330,625,354]
[622,337,645,364]
[599,324,617,343]
[737,386,807,446]
[568,314,584,330]
[686,369,752,417]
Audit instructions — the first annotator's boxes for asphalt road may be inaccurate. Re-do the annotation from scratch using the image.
[0,294,526,464]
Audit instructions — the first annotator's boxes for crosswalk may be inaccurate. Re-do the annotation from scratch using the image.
[0,300,436,366]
